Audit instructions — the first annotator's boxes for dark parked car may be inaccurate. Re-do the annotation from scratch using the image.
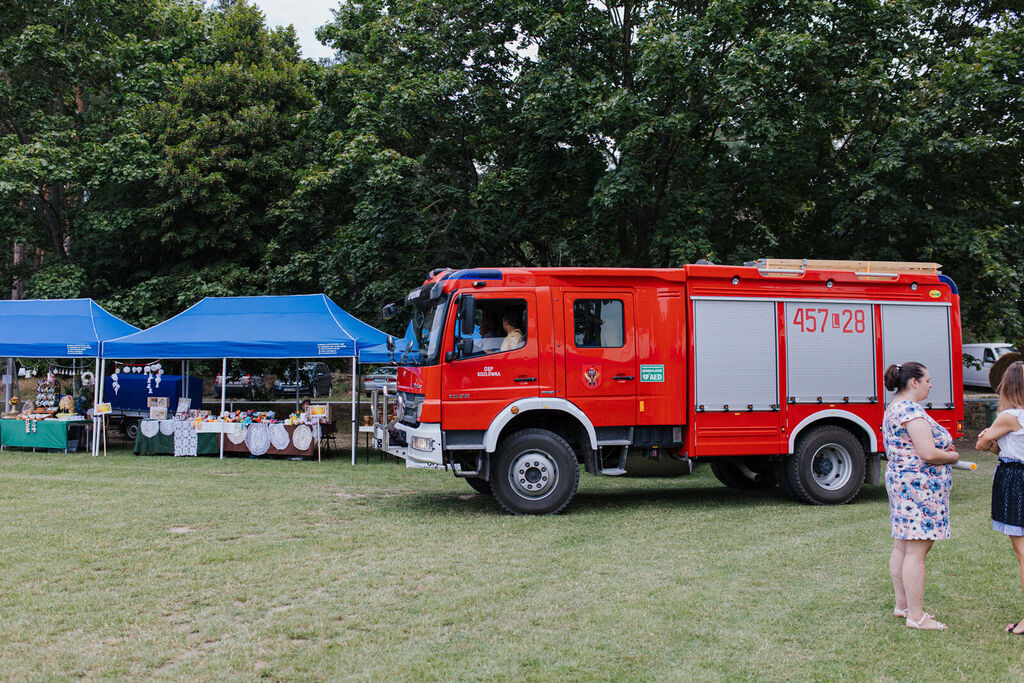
[275,362,333,398]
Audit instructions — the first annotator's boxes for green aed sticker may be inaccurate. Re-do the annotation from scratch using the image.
[640,364,665,382]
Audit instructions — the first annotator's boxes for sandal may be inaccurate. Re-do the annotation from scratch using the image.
[894,608,908,619]
[1005,623,1024,635]
[906,613,946,630]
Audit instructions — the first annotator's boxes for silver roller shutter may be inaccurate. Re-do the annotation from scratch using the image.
[785,302,876,403]
[693,299,778,411]
[881,304,953,407]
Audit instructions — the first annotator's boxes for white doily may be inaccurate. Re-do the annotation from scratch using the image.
[292,424,313,451]
[270,424,290,450]
[173,421,197,457]
[140,420,159,438]
[245,423,271,456]
[159,420,176,435]
[227,426,247,444]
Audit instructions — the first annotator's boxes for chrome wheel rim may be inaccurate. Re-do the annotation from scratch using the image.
[508,451,557,500]
[811,443,853,491]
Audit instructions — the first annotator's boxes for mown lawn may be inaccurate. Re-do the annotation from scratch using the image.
[0,438,1021,680]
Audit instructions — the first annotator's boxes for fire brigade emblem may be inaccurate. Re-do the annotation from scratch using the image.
[583,365,602,390]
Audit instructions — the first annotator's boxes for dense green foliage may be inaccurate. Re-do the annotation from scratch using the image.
[2,0,1021,338]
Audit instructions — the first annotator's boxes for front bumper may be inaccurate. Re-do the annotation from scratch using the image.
[375,421,443,467]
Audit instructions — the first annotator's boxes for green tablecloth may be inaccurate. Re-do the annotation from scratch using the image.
[133,431,219,455]
[0,419,87,450]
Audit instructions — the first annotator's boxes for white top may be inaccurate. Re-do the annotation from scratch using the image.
[996,409,1024,463]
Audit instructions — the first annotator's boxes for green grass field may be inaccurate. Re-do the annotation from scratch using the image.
[1,437,1021,680]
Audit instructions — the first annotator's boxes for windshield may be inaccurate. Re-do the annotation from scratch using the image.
[399,296,449,366]
[997,346,1015,358]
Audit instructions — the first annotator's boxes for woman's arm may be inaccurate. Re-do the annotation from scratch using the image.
[976,412,1021,452]
[906,418,959,465]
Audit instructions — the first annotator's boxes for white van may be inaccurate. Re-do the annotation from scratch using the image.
[963,343,1016,389]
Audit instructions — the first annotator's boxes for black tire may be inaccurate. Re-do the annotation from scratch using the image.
[709,458,776,490]
[780,425,865,505]
[465,477,491,495]
[491,428,580,515]
[123,420,139,441]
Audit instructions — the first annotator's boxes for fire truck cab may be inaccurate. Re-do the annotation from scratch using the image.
[376,261,963,515]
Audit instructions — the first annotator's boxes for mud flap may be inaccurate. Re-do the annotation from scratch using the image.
[865,453,881,486]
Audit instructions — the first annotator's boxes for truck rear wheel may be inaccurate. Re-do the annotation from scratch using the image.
[780,425,865,505]
[491,428,579,515]
[709,458,776,490]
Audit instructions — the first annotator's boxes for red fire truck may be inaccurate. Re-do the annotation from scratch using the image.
[375,260,963,515]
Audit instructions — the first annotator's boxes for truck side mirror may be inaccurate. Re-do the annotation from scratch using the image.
[386,335,395,352]
[458,295,475,335]
[458,337,474,356]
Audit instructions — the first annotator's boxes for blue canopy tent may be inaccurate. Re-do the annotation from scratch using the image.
[0,298,140,455]
[102,294,391,462]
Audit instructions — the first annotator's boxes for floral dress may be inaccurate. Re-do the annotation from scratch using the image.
[883,399,953,540]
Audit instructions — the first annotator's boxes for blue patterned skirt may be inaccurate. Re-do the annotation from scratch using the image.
[992,460,1024,536]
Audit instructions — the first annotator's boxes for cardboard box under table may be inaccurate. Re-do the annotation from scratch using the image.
[0,418,89,451]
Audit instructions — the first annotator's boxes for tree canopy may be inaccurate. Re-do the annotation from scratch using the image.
[2,0,1021,339]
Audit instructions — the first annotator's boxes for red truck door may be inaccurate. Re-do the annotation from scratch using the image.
[441,292,541,430]
[562,291,636,426]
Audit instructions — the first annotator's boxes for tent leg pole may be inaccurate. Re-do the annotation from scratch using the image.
[95,358,105,456]
[295,359,300,412]
[91,357,100,456]
[4,358,11,405]
[220,358,226,459]
[351,357,357,466]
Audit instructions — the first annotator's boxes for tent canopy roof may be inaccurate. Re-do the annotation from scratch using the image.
[102,294,391,360]
[0,298,139,359]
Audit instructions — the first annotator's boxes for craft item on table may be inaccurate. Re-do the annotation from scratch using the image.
[270,424,290,450]
[292,424,313,451]
[59,395,74,413]
[20,401,35,417]
[140,420,160,438]
[159,420,176,436]
[227,426,247,445]
[174,398,190,419]
[245,423,271,456]
[5,397,19,415]
[173,421,198,457]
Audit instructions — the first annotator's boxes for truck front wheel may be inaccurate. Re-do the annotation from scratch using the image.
[491,429,579,515]
[779,425,865,505]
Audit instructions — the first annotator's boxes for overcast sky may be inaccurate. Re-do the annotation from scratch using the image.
[250,0,338,61]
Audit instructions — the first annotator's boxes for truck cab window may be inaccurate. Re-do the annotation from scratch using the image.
[461,298,527,356]
[573,299,624,348]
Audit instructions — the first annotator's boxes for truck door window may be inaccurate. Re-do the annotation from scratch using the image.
[573,299,624,348]
[458,298,528,356]
[984,348,995,363]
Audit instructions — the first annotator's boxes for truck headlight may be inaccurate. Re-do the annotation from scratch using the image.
[411,436,434,452]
